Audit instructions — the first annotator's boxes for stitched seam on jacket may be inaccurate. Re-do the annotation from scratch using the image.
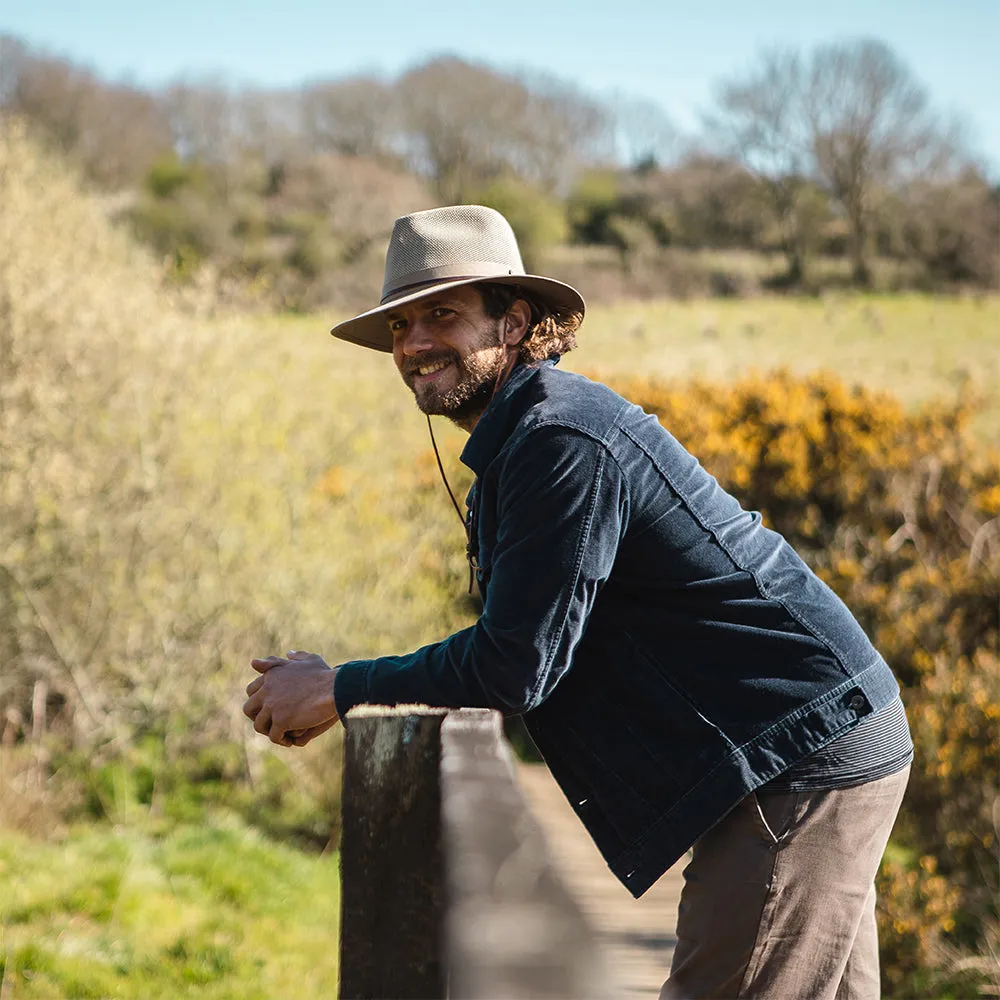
[618,422,848,667]
[607,659,889,866]
[533,443,607,710]
[503,427,611,711]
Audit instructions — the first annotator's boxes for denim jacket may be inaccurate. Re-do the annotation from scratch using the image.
[334,360,900,897]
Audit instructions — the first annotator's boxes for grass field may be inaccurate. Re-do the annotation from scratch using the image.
[305,292,1000,439]
[575,294,998,409]
[0,821,340,999]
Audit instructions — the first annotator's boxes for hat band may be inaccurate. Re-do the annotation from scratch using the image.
[381,261,521,304]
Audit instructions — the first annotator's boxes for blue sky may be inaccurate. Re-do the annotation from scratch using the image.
[4,0,998,171]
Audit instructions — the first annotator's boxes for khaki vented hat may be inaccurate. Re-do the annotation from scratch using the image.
[330,205,585,352]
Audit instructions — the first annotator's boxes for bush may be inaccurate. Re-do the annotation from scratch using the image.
[144,155,209,200]
[472,177,568,270]
[0,123,462,851]
[126,194,230,268]
[0,120,292,828]
[605,369,999,997]
[566,169,622,244]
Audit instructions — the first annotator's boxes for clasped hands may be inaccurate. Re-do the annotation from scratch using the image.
[242,650,340,746]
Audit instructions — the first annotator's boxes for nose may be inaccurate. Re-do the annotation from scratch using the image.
[397,317,437,357]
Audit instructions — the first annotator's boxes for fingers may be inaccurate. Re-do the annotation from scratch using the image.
[287,716,339,747]
[250,650,313,673]
[243,690,262,720]
[245,650,322,745]
[251,655,286,674]
[245,700,292,745]
[253,706,272,735]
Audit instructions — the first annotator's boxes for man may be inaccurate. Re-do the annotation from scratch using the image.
[243,205,912,999]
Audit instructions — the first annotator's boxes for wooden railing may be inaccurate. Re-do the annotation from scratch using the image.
[338,705,610,999]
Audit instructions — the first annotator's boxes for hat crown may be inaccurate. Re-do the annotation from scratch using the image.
[382,205,526,303]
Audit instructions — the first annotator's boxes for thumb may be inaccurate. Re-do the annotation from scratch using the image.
[250,656,285,674]
[286,650,312,660]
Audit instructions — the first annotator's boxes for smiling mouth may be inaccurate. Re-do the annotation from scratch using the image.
[412,359,452,378]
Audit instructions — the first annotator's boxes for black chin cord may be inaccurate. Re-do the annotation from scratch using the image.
[426,331,516,531]
[427,414,478,594]
[427,414,466,530]
[426,327,519,595]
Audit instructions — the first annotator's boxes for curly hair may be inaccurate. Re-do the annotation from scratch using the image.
[475,282,583,364]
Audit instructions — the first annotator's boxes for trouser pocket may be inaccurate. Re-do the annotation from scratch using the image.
[750,789,801,845]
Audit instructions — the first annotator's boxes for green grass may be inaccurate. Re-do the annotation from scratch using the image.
[0,821,340,999]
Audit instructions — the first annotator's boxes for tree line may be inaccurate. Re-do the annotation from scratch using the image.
[1,33,996,305]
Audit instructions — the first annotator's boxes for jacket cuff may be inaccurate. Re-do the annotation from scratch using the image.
[334,661,371,718]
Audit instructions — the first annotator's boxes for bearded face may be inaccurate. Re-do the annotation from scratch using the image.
[387,287,514,429]
[399,321,506,422]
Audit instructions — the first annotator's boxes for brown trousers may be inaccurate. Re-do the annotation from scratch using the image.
[660,767,909,1000]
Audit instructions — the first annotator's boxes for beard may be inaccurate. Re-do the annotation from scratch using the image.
[401,322,506,423]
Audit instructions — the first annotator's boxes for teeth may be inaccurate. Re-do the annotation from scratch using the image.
[417,360,449,376]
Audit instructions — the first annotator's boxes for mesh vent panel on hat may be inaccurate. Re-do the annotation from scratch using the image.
[386,205,525,280]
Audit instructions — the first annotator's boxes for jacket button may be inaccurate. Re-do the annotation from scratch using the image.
[849,693,867,712]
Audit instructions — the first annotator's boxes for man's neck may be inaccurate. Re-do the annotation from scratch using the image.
[450,410,483,434]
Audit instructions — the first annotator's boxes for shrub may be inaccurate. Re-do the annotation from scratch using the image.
[144,155,209,199]
[473,177,568,270]
[0,120,294,832]
[566,169,622,244]
[126,194,231,269]
[0,123,455,850]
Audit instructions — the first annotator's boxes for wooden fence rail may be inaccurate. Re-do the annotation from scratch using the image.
[338,705,610,1000]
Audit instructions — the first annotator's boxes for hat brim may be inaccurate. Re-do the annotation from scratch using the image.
[330,274,586,353]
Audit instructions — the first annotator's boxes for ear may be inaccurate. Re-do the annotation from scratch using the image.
[503,298,532,346]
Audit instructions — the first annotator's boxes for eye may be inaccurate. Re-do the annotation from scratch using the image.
[430,306,454,320]
[387,317,406,333]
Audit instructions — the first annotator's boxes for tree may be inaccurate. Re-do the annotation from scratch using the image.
[517,69,613,191]
[0,34,27,108]
[396,56,610,201]
[160,79,237,164]
[805,38,947,286]
[472,176,568,270]
[1,38,172,187]
[897,166,1000,286]
[705,48,824,284]
[632,155,775,251]
[298,75,396,159]
[612,94,680,171]
[229,87,302,164]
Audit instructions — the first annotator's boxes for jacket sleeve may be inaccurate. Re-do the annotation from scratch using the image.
[333,425,629,716]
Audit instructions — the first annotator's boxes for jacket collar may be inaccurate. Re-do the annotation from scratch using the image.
[460,358,556,477]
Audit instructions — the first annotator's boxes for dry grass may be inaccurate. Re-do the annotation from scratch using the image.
[569,294,1000,438]
[315,292,1000,440]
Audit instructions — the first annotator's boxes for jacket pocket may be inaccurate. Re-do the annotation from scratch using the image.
[541,627,735,822]
[608,628,736,790]
[554,713,661,839]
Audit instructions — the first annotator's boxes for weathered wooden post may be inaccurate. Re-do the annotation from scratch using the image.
[338,705,449,1000]
[440,709,610,1000]
[338,705,609,1000]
